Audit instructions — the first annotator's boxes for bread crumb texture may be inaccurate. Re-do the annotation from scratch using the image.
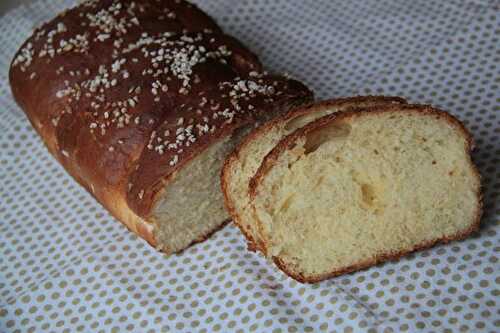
[223,97,406,251]
[253,108,480,280]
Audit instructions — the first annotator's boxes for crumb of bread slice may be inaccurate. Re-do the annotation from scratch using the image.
[250,104,482,283]
[221,96,407,251]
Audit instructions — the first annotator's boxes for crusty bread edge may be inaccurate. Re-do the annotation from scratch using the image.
[221,96,406,252]
[220,95,315,250]
[249,104,483,283]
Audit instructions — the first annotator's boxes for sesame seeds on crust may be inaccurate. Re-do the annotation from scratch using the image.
[10,0,302,165]
[11,0,312,221]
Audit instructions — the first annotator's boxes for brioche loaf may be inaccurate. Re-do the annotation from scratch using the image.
[9,0,312,253]
[249,104,481,282]
[221,96,407,252]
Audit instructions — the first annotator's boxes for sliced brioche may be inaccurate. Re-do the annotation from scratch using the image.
[250,104,481,282]
[221,96,407,251]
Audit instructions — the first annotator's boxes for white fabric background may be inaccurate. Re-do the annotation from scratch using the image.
[0,0,499,332]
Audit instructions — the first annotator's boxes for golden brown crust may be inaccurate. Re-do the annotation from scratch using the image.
[10,0,222,156]
[221,153,253,247]
[249,104,482,282]
[10,0,222,248]
[9,0,312,252]
[221,96,406,252]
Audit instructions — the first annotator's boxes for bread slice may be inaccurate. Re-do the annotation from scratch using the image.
[249,104,482,283]
[221,96,407,251]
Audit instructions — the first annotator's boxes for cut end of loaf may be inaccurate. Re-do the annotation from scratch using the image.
[151,137,237,253]
[252,105,481,282]
[150,122,256,254]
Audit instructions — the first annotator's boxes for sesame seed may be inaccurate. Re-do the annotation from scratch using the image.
[17,3,290,164]
[97,33,110,42]
[169,155,179,166]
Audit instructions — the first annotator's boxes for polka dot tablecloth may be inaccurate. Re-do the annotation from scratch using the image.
[0,0,499,332]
